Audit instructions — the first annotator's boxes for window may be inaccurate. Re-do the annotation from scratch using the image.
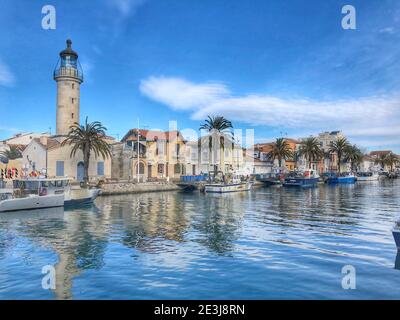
[71,98,75,104]
[56,161,64,177]
[174,164,181,174]
[72,83,75,89]
[97,161,104,176]
[158,141,165,155]
[71,113,74,119]
[137,162,145,174]
[158,164,164,174]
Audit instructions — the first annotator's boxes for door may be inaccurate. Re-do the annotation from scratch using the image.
[148,165,152,178]
[77,162,85,182]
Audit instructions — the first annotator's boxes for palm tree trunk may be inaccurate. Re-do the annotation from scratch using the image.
[84,148,90,186]
[220,136,224,174]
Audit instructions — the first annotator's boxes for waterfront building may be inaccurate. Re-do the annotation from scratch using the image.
[115,129,187,181]
[360,154,379,172]
[184,141,199,176]
[1,132,51,146]
[196,133,244,174]
[21,135,113,181]
[368,150,399,171]
[283,138,301,171]
[253,138,300,172]
[316,131,345,172]
[242,151,272,175]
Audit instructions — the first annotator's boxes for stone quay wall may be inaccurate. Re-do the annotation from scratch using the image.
[100,181,180,196]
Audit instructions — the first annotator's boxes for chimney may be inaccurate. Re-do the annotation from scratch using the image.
[40,136,48,146]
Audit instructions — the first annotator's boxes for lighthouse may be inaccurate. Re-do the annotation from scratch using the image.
[54,39,83,136]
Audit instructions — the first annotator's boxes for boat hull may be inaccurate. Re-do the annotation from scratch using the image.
[393,229,400,250]
[204,182,252,193]
[65,188,100,206]
[327,176,356,184]
[356,176,379,181]
[0,194,64,213]
[283,177,319,187]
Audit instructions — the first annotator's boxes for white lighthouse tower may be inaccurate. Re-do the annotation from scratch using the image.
[54,39,83,135]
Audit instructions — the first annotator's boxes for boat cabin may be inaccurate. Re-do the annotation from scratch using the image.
[12,178,71,196]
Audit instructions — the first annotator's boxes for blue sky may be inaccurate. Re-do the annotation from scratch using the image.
[0,0,399,151]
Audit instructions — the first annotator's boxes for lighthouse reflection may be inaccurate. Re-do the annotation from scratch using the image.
[0,191,244,299]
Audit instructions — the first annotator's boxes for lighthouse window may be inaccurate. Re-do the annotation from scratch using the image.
[72,83,75,89]
[71,98,75,104]
[71,113,74,119]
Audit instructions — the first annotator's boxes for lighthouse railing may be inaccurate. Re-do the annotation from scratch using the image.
[53,67,83,82]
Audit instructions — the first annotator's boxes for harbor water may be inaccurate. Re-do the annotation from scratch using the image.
[1,179,400,299]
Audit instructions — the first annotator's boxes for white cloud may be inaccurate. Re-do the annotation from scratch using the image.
[140,76,229,110]
[140,76,400,148]
[379,27,395,34]
[107,0,147,17]
[0,59,15,87]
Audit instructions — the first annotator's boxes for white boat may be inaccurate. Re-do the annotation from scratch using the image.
[0,178,100,213]
[204,179,253,193]
[204,170,254,193]
[356,172,379,181]
[0,188,64,213]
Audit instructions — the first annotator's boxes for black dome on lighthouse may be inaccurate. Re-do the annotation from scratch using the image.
[59,39,78,59]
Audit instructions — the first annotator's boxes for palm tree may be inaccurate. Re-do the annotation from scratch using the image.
[374,154,388,170]
[329,137,350,173]
[384,152,399,172]
[199,116,233,173]
[266,138,293,169]
[299,137,323,169]
[62,117,112,185]
[344,144,363,172]
[0,145,22,160]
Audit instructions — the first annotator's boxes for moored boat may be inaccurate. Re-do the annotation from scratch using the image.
[283,169,319,187]
[204,171,253,193]
[0,178,100,212]
[259,173,283,186]
[356,172,379,181]
[327,173,356,184]
[0,188,64,213]
[204,181,252,193]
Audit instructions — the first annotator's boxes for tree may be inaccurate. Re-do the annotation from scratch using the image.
[344,144,363,172]
[62,117,112,185]
[299,137,323,169]
[384,152,399,172]
[374,154,388,170]
[0,145,22,160]
[199,116,233,173]
[267,138,293,169]
[329,137,350,173]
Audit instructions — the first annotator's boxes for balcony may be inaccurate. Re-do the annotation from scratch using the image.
[54,67,83,82]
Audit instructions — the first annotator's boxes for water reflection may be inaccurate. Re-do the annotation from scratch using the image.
[0,180,399,299]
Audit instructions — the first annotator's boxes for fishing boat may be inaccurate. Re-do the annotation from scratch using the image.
[283,169,319,187]
[327,173,356,184]
[204,181,253,193]
[0,187,64,213]
[0,178,100,213]
[204,171,253,193]
[356,172,379,181]
[259,173,283,186]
